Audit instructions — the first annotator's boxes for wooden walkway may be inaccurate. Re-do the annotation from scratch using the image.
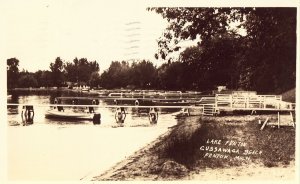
[193,93,295,116]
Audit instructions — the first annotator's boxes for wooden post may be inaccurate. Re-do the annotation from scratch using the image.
[251,110,256,115]
[215,96,218,110]
[277,112,280,128]
[260,117,269,131]
[290,111,295,128]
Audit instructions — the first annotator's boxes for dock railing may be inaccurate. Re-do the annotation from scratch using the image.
[215,94,294,111]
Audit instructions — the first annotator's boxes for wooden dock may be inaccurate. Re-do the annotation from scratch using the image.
[196,93,295,116]
[7,91,295,117]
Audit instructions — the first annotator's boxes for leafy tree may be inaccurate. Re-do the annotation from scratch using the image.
[157,62,184,90]
[148,7,245,59]
[78,58,90,82]
[50,57,64,87]
[99,71,110,88]
[34,70,43,87]
[89,71,100,88]
[64,58,79,83]
[34,70,53,87]
[64,58,100,85]
[7,58,20,89]
[100,60,158,89]
[241,8,296,93]
[195,33,243,90]
[18,73,38,88]
[34,70,51,87]
[131,60,157,88]
[149,7,296,93]
[178,46,203,89]
[101,61,125,89]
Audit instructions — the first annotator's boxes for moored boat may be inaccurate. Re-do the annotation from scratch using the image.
[45,109,94,120]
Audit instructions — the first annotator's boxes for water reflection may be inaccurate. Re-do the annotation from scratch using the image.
[7,91,181,127]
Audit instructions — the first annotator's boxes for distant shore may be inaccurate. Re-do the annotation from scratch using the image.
[8,87,101,95]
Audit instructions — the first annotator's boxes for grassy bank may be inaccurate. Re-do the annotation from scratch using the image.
[93,114,295,181]
[280,88,296,103]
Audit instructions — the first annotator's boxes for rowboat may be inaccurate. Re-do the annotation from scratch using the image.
[45,109,94,120]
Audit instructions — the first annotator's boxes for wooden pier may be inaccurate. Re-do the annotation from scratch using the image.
[196,93,295,116]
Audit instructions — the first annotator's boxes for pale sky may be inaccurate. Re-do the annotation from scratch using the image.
[2,0,297,72]
[2,0,169,72]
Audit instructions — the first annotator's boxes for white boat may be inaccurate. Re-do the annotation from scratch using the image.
[45,109,94,120]
[81,88,90,92]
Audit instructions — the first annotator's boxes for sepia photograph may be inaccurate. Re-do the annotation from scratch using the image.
[1,0,299,183]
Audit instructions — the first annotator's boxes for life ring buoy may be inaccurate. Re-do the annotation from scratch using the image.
[149,108,158,124]
[117,112,122,120]
[135,100,139,106]
[149,113,156,120]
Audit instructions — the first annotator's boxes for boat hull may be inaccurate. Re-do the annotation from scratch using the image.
[45,109,94,120]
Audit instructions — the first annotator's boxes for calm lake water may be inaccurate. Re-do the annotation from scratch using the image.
[7,90,183,180]
[7,90,181,127]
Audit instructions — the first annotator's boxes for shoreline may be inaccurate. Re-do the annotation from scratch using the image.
[92,115,296,181]
[7,87,101,96]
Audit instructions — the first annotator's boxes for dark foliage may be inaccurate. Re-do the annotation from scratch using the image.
[149,7,296,93]
[7,58,19,89]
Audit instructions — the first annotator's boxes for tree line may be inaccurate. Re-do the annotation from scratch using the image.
[7,57,100,89]
[8,57,202,90]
